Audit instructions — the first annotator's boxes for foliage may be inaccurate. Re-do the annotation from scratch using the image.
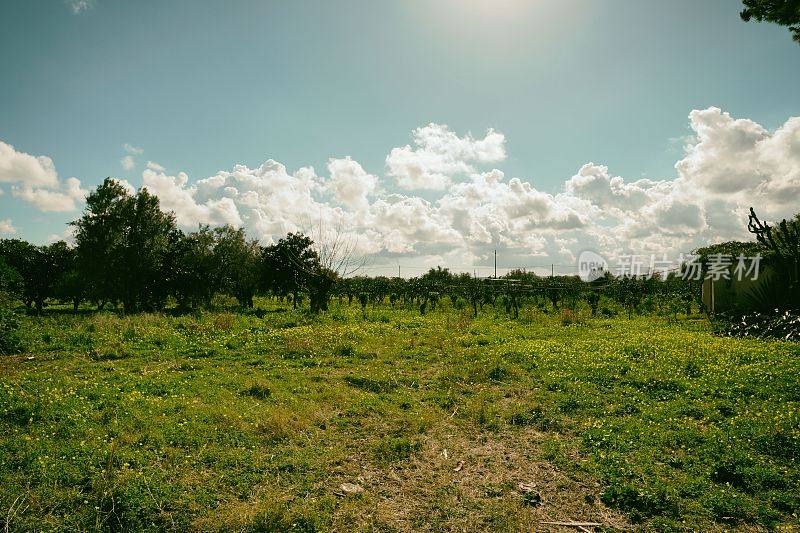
[0,258,23,355]
[746,209,800,310]
[740,0,800,43]
[0,239,73,313]
[72,178,178,313]
[0,306,22,355]
[0,257,22,303]
[716,309,800,341]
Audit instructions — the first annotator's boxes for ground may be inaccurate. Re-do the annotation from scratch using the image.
[0,301,798,531]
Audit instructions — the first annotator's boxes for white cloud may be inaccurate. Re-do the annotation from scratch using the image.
[120,144,144,171]
[325,157,377,208]
[47,226,77,245]
[123,143,144,155]
[142,168,243,228]
[386,123,506,190]
[0,140,87,212]
[129,110,799,274]
[0,219,16,235]
[0,141,59,187]
[6,109,791,274]
[66,0,94,13]
[12,177,87,212]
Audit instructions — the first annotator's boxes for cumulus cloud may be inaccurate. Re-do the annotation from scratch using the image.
[142,168,242,228]
[0,141,59,187]
[47,226,77,245]
[125,110,799,273]
[386,123,506,190]
[0,140,87,212]
[6,110,790,273]
[12,177,87,212]
[121,155,135,171]
[325,157,377,208]
[0,219,16,235]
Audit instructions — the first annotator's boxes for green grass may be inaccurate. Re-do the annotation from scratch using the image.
[0,301,798,531]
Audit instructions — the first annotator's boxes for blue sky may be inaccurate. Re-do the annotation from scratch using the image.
[1,0,798,275]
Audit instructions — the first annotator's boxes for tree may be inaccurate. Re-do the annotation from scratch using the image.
[212,226,261,308]
[262,233,318,309]
[31,241,73,313]
[167,228,218,309]
[307,225,365,314]
[0,257,23,355]
[747,208,800,310]
[0,257,22,305]
[72,179,177,313]
[0,239,36,308]
[71,179,128,309]
[458,273,484,317]
[740,0,800,44]
[0,239,72,313]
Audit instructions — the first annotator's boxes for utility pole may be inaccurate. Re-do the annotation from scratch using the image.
[494,250,497,279]
[398,264,401,278]
[551,264,554,278]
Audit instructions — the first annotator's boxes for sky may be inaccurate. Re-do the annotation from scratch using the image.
[0,0,799,276]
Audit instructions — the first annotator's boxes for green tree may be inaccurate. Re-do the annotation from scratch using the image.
[0,239,72,313]
[167,227,218,309]
[212,226,262,308]
[747,208,800,310]
[72,178,177,313]
[740,0,800,43]
[0,239,36,308]
[262,233,318,309]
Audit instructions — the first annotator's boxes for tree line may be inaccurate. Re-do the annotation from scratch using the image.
[0,179,338,314]
[0,177,697,318]
[0,178,796,318]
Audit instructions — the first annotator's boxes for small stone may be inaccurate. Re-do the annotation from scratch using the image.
[340,482,364,494]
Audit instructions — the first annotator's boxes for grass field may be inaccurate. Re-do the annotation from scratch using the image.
[1,301,798,531]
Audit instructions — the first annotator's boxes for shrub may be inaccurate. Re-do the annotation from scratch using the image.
[374,436,420,462]
[243,383,272,400]
[560,308,585,327]
[716,310,800,341]
[333,343,356,357]
[344,375,397,393]
[0,306,23,355]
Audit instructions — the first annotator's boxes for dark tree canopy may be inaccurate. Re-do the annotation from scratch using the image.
[740,0,800,43]
[262,233,319,309]
[72,178,177,313]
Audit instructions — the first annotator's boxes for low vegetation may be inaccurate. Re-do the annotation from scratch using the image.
[1,300,798,531]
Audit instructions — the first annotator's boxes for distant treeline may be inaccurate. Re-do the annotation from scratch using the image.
[0,178,697,317]
[0,179,796,317]
[0,179,337,314]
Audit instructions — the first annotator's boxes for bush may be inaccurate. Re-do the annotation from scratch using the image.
[0,306,23,355]
[243,383,272,400]
[716,310,800,341]
[560,308,585,327]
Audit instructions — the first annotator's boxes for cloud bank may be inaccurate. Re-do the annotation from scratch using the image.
[0,141,87,212]
[4,108,798,274]
[139,109,799,272]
